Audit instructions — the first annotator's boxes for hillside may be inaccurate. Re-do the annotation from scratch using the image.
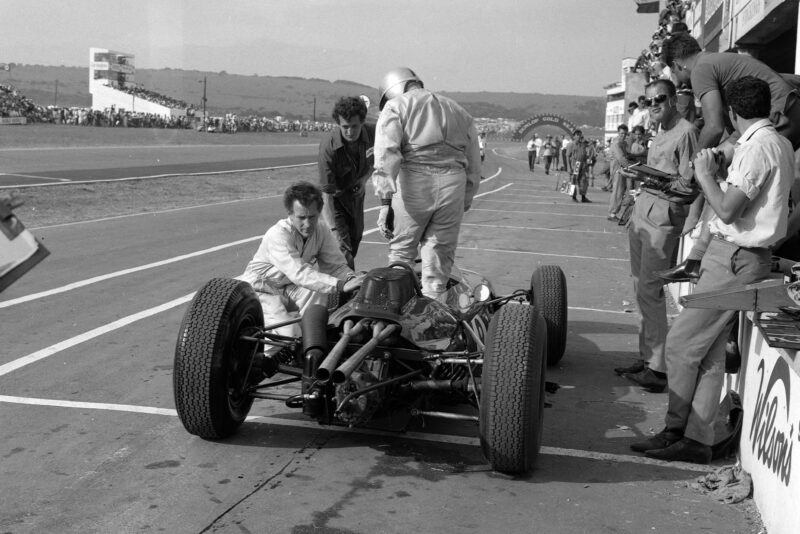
[1,64,605,126]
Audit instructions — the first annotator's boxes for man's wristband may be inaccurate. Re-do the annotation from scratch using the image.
[380,198,392,206]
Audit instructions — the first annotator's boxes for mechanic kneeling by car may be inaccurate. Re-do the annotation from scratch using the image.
[237,181,365,337]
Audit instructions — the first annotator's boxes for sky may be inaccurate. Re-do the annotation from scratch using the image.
[0,0,660,96]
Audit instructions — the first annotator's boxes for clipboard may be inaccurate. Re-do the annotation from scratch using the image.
[625,162,673,179]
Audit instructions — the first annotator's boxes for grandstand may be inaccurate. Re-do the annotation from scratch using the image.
[89,47,189,117]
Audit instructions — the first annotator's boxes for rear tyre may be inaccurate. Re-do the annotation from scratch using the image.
[174,278,263,439]
[531,265,568,365]
[479,305,547,474]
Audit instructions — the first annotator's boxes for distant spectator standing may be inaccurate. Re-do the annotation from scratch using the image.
[317,96,375,269]
[628,95,651,132]
[560,135,570,171]
[526,136,537,171]
[479,132,487,163]
[607,124,633,221]
[533,134,543,164]
[541,135,557,174]
[566,129,591,203]
[584,139,598,187]
[628,125,649,164]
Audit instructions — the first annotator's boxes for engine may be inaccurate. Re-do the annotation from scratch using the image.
[335,356,389,425]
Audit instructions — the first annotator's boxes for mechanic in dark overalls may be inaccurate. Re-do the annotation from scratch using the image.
[318,96,375,269]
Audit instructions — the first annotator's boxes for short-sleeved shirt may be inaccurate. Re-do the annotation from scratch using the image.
[709,119,794,247]
[644,117,700,205]
[691,53,796,115]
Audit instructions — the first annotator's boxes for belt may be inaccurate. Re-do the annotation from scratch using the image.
[710,233,769,252]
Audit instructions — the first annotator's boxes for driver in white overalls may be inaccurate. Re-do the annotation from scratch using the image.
[371,67,482,302]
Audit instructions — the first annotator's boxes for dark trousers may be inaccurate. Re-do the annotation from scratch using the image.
[527,150,536,170]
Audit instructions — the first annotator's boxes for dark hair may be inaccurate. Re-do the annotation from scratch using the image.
[617,124,629,132]
[331,96,367,123]
[283,181,324,213]
[645,78,677,97]
[573,129,582,136]
[632,125,646,135]
[725,76,771,120]
[670,22,689,34]
[661,32,701,66]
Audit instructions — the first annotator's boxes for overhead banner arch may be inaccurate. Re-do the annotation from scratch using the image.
[512,114,577,141]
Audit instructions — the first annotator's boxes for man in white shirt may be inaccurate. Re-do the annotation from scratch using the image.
[526,136,537,171]
[631,76,794,464]
[628,95,650,132]
[239,182,365,336]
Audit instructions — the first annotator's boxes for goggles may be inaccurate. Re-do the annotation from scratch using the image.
[642,94,669,107]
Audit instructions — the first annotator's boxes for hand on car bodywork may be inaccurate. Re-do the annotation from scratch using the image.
[343,273,366,292]
[377,205,394,240]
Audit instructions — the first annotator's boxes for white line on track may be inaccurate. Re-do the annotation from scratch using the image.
[0,143,319,152]
[361,240,627,262]
[0,395,711,472]
[471,208,618,220]
[31,194,282,230]
[458,245,627,262]
[462,223,622,235]
[0,293,195,377]
[1,173,72,182]
[2,162,316,189]
[0,238,258,308]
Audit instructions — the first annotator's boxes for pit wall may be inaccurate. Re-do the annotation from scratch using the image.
[669,236,800,534]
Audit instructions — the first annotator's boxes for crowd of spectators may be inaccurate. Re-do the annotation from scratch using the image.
[117,83,188,110]
[2,83,338,134]
[633,0,692,77]
[0,84,40,119]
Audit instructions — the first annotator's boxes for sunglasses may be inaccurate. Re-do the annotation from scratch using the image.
[642,94,670,107]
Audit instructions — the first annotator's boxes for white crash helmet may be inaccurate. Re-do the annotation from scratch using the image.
[378,67,423,110]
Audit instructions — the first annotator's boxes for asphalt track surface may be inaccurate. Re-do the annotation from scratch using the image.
[0,143,759,533]
[0,142,317,186]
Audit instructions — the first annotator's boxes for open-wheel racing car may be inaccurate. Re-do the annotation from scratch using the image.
[173,263,567,475]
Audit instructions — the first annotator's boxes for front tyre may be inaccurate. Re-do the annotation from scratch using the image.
[174,278,263,439]
[479,305,547,474]
[531,265,568,365]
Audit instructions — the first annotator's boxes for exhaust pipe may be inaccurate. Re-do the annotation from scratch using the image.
[331,322,399,385]
[315,319,367,384]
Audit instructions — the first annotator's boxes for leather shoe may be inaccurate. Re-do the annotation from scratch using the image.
[607,215,619,221]
[614,359,645,376]
[645,437,712,464]
[654,259,701,283]
[630,429,683,452]
[581,196,591,203]
[623,368,667,393]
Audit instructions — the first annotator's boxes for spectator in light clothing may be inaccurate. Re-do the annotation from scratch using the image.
[628,95,651,132]
[526,136,537,171]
